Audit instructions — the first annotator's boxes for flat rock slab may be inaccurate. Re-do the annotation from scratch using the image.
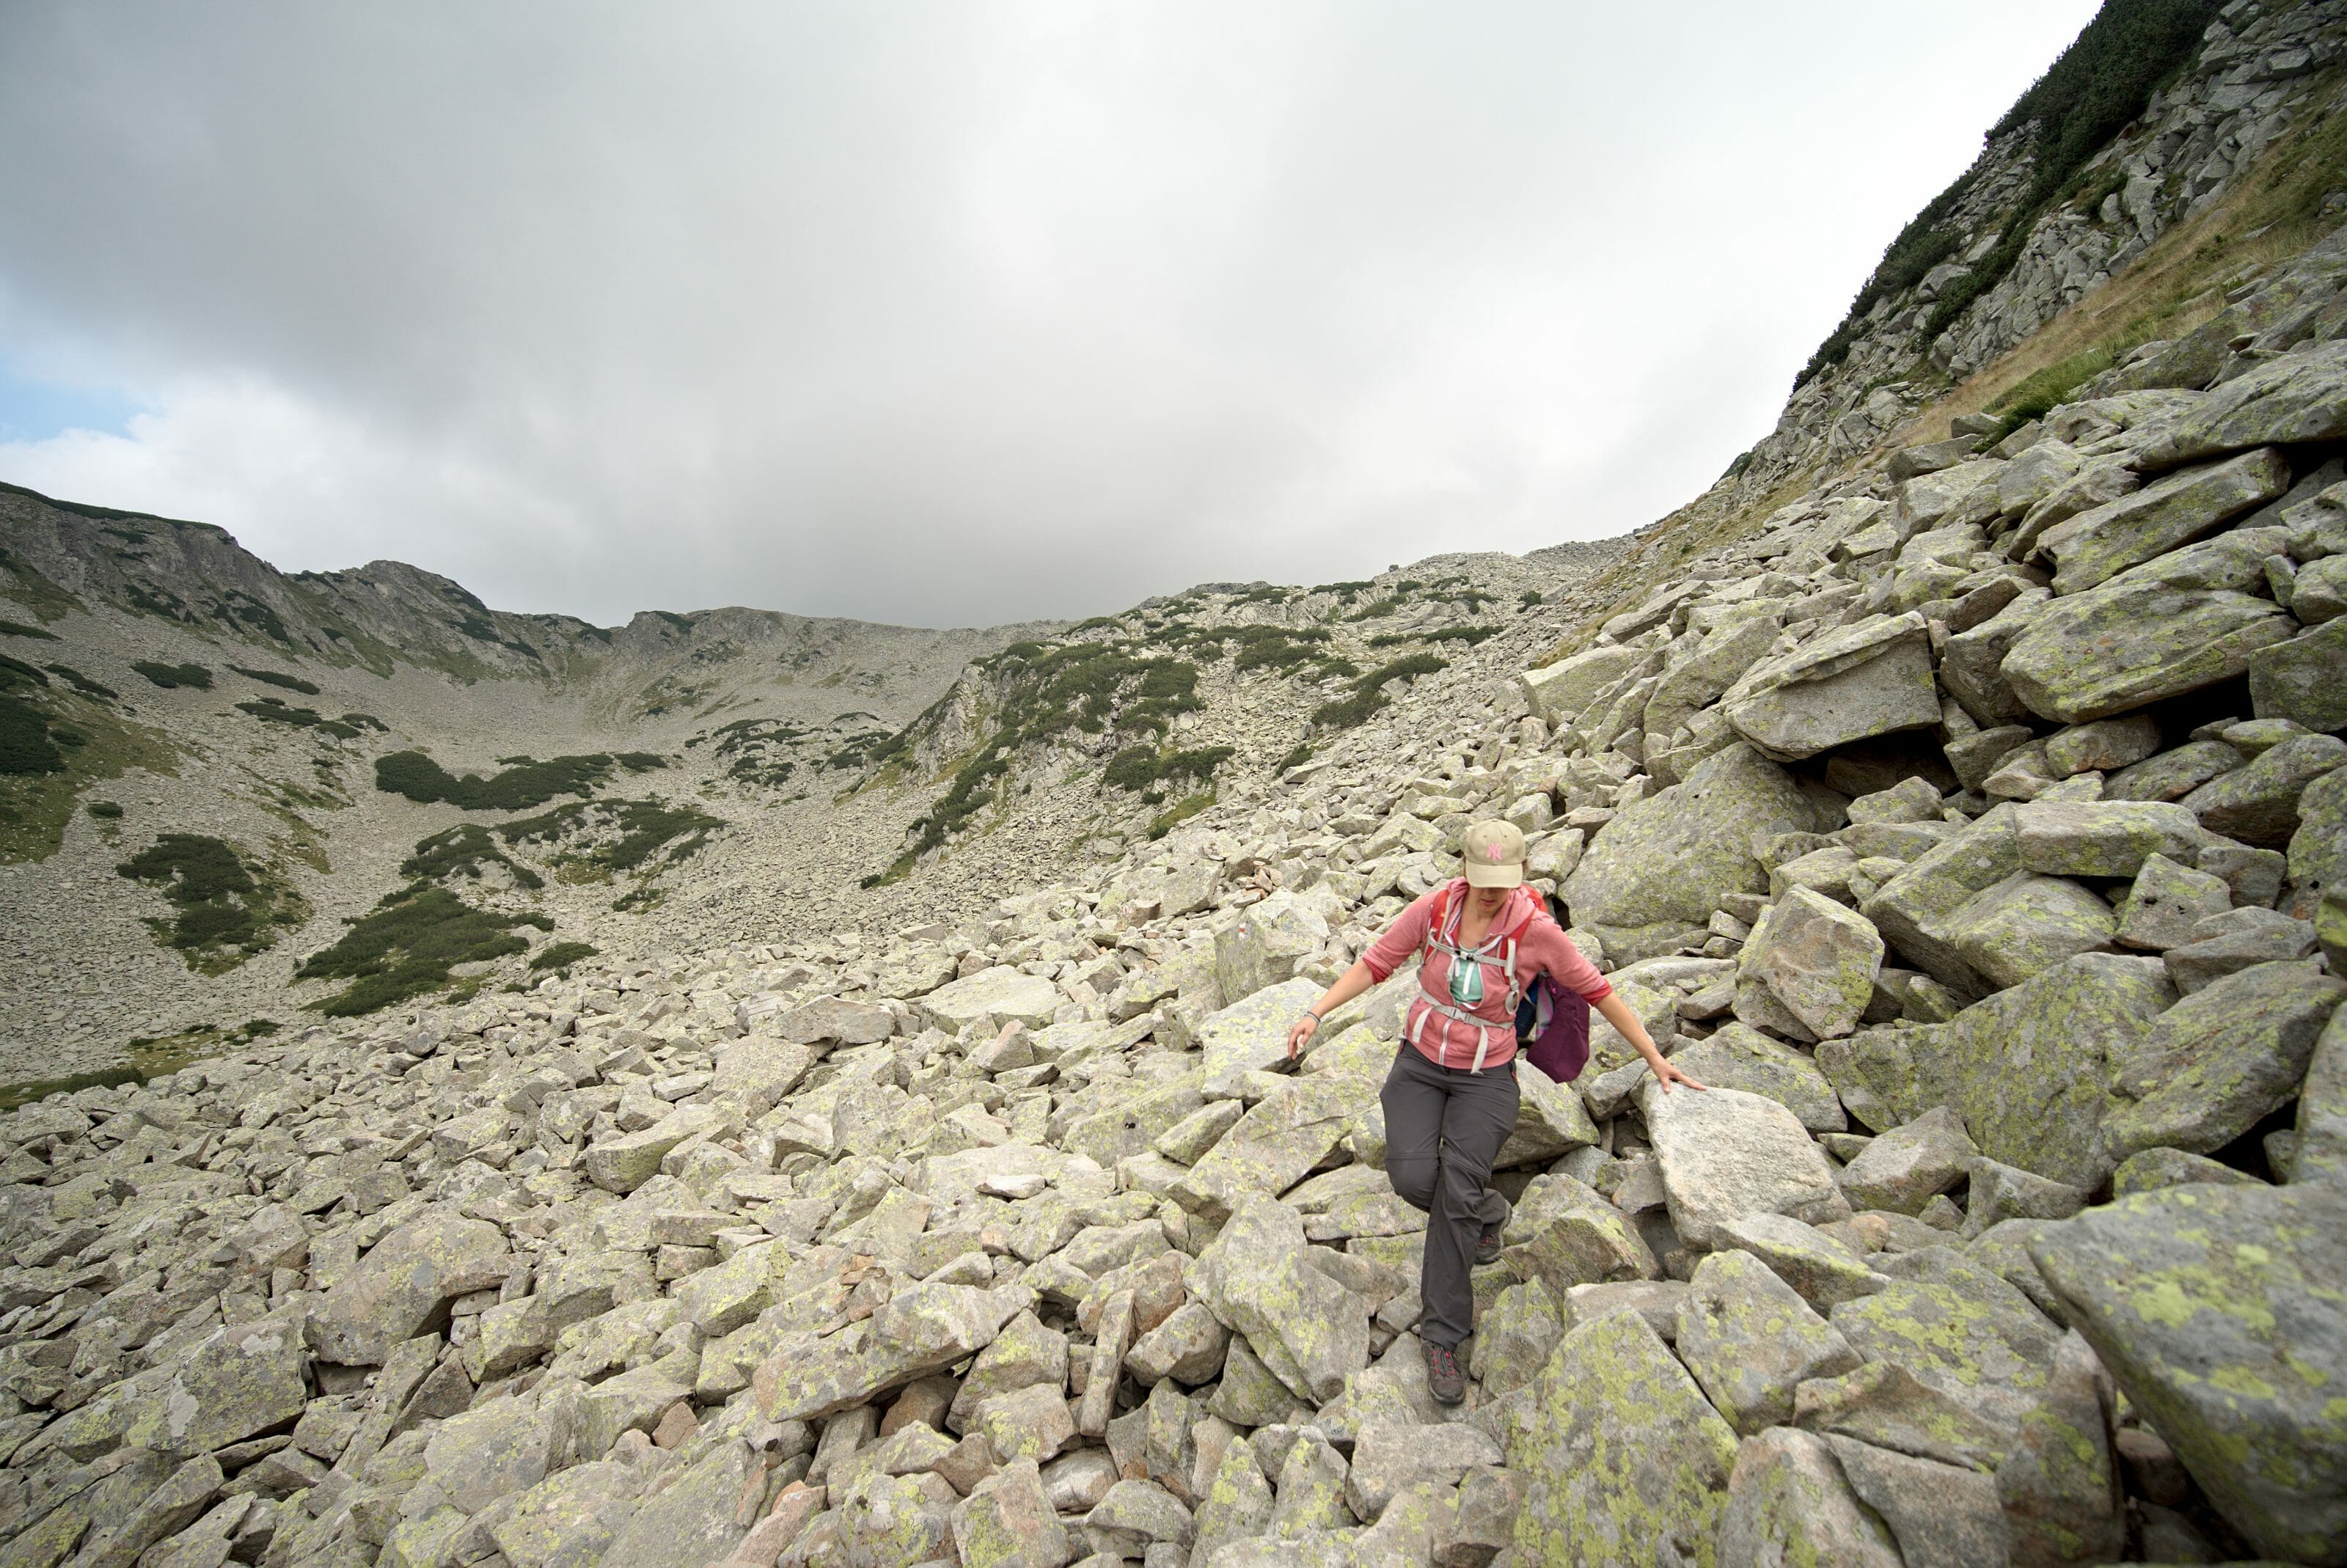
[1503,1308,1738,1567]
[922,966,1064,1033]
[1641,1083,1850,1248]
[2013,800,2204,879]
[2002,574,2298,725]
[2039,447,2288,594]
[1721,612,1941,762]
[312,1209,508,1365]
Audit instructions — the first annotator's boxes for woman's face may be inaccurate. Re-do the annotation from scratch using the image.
[1468,883,1509,917]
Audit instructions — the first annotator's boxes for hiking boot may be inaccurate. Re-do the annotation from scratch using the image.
[1424,1338,1465,1405]
[1475,1195,1510,1266]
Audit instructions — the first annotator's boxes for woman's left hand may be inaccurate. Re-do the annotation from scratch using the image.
[1651,1058,1708,1093]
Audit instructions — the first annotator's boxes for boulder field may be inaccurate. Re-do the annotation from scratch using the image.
[12,139,2347,1568]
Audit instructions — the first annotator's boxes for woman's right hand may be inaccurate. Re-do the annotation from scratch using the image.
[1286,1016,1317,1060]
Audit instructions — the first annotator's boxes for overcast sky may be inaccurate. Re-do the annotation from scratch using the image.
[0,3,2099,630]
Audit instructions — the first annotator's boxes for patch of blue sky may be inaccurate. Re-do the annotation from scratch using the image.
[0,361,149,442]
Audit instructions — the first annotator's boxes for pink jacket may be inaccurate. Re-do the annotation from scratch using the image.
[1362,882,1612,1071]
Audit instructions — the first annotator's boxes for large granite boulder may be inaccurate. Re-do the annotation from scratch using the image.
[2297,1003,2347,1184]
[312,1209,508,1365]
[1718,1427,1903,1568]
[1668,1022,1848,1134]
[1564,744,1822,963]
[1503,1170,1658,1294]
[122,1316,310,1454]
[1641,1083,1850,1247]
[1861,802,2025,995]
[2181,731,2347,848]
[1736,887,1885,1041]
[1212,890,1331,1005]
[2030,1181,2347,1563]
[2013,800,2204,879]
[1854,953,2176,1190]
[1504,1308,1738,1567]
[2002,565,2299,725]
[1937,871,2117,991]
[2104,959,2346,1165]
[1835,1106,1977,1217]
[1196,977,1323,1097]
[1170,1076,1354,1221]
[2249,614,2347,734]
[1674,1249,1862,1434]
[1645,603,1786,745]
[1184,1195,1367,1404]
[1828,1251,2062,1432]
[2036,447,2288,594]
[1520,643,1650,725]
[1719,612,1941,761]
[922,966,1064,1033]
[2132,337,2347,467]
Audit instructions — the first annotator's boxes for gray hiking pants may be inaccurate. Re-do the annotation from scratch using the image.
[1380,1044,1518,1349]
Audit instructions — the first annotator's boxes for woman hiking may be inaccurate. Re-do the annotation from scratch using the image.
[1284,818,1703,1405]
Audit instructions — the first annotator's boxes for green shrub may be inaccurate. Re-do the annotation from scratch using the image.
[1277,742,1313,772]
[0,654,50,691]
[86,800,123,820]
[133,661,212,690]
[1102,743,1236,796]
[116,832,299,970]
[374,750,621,810]
[1147,789,1216,839]
[1987,344,2121,430]
[1310,653,1449,730]
[403,823,545,890]
[229,664,321,695]
[237,699,364,739]
[530,940,598,973]
[297,882,549,1016]
[0,695,62,775]
[498,798,722,876]
[0,619,59,641]
[44,664,117,700]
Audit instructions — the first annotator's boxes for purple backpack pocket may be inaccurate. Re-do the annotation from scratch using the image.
[1518,975,1592,1082]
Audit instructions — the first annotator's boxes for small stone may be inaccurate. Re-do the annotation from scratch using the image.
[2043,715,2161,778]
[2112,852,2233,951]
[1736,888,1886,1041]
[1835,1107,1978,1217]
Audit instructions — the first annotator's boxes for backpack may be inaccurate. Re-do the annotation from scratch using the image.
[1420,882,1592,1082]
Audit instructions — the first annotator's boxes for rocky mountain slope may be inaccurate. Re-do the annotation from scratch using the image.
[3,3,2347,1567]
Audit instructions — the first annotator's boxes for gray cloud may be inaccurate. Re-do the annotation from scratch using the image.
[0,1,2098,628]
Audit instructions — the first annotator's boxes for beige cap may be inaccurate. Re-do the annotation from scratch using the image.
[1460,818,1526,887]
